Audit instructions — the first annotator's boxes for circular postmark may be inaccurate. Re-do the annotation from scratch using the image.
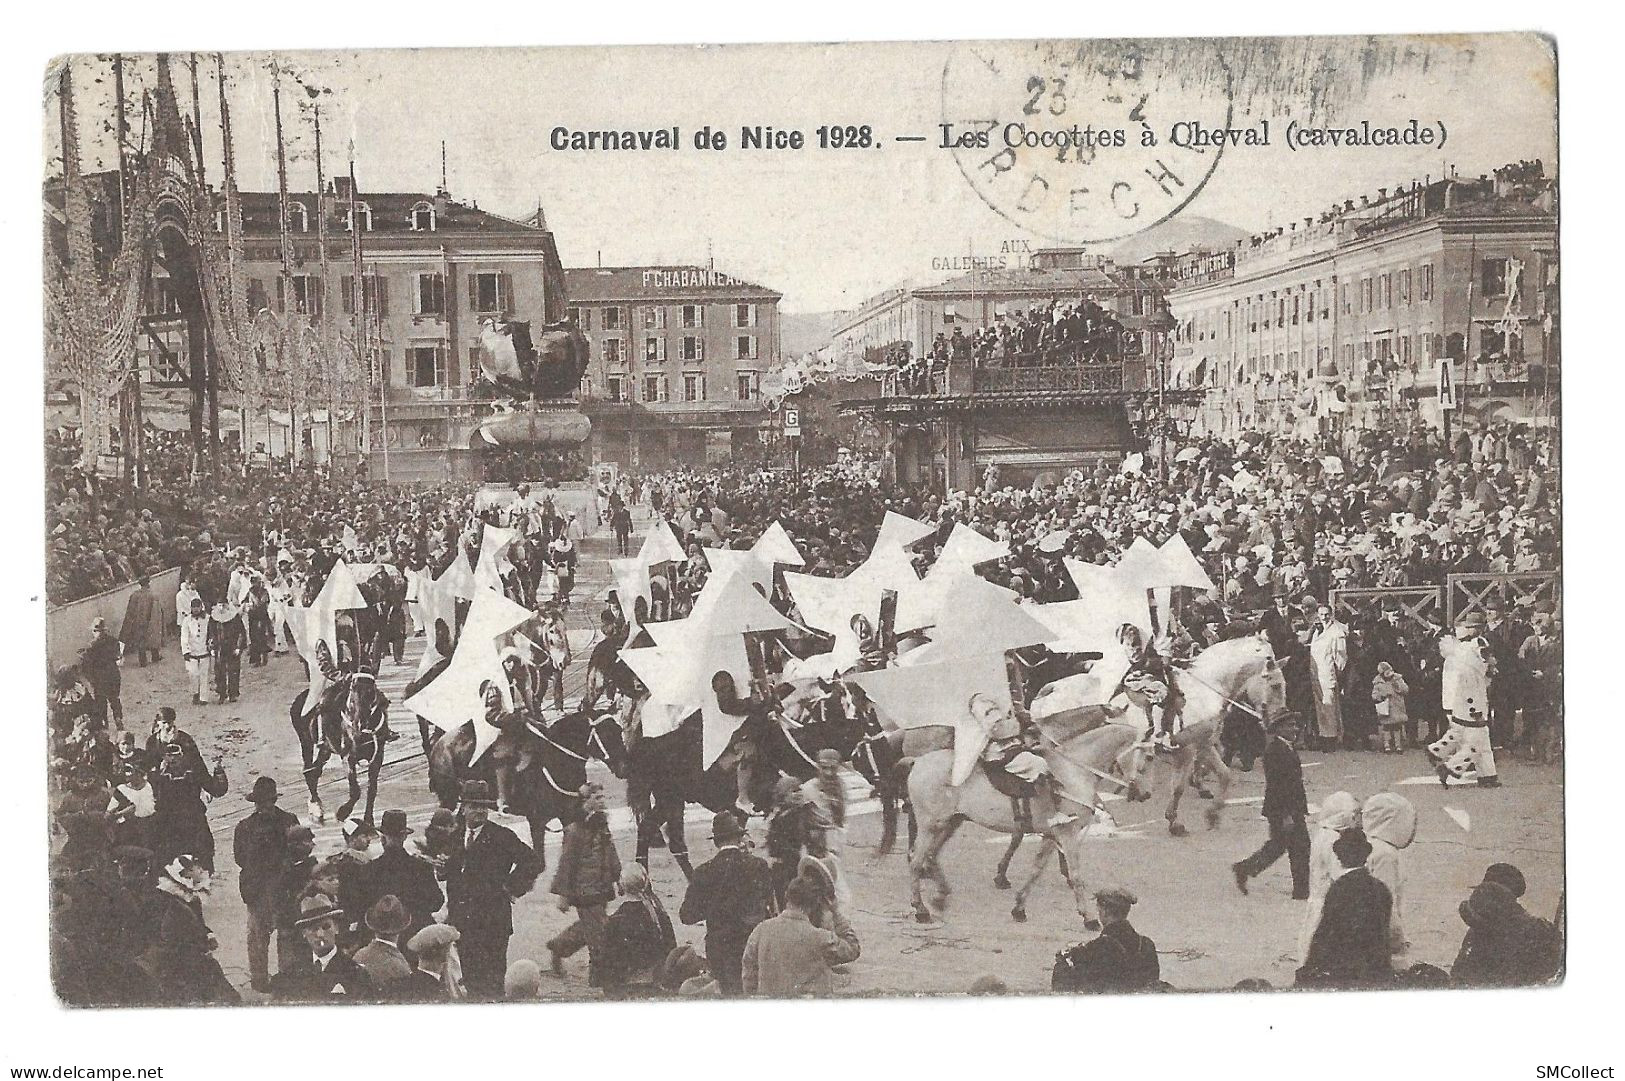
[941,39,1234,246]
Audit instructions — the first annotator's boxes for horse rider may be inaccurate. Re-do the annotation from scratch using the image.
[970,692,1055,834]
[483,647,542,816]
[1118,623,1179,750]
[311,637,397,746]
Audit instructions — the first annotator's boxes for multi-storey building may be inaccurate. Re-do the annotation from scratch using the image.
[1166,163,1558,437]
[564,266,781,469]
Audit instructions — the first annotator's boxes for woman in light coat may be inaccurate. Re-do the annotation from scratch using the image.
[1299,790,1361,958]
[1362,792,1417,956]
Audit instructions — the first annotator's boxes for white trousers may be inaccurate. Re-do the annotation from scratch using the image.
[1430,721,1498,779]
[185,657,212,699]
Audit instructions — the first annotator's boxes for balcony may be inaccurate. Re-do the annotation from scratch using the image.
[972,364,1124,394]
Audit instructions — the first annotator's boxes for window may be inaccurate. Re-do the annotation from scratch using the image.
[603,306,623,331]
[733,303,755,328]
[943,304,958,325]
[279,274,323,316]
[346,202,372,232]
[737,372,757,401]
[377,348,392,386]
[214,207,228,234]
[341,274,390,316]
[415,273,446,316]
[644,337,666,363]
[681,304,705,329]
[1361,278,1373,313]
[643,375,668,403]
[683,373,704,402]
[1419,263,1434,301]
[288,201,309,233]
[1362,340,1373,362]
[566,306,591,331]
[1341,283,1352,314]
[643,307,667,330]
[408,346,445,388]
[606,375,624,403]
[736,335,756,360]
[1400,336,1412,365]
[1381,274,1392,309]
[1481,328,1522,360]
[410,202,436,232]
[1481,257,1514,297]
[603,339,622,365]
[1398,269,1411,306]
[246,278,268,313]
[681,336,704,362]
[1291,296,1300,325]
[469,272,511,314]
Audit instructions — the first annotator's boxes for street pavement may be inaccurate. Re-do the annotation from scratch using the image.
[96,520,1565,998]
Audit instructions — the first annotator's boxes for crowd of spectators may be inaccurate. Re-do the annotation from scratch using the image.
[892,299,1126,394]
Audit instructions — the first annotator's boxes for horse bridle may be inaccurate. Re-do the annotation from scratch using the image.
[1175,663,1278,722]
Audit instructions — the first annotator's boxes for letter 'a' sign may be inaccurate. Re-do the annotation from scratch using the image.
[1439,359,1457,411]
[784,407,801,435]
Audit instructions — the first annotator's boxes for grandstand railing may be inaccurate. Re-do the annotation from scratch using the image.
[972,364,1125,394]
[1446,572,1560,625]
[1329,585,1444,633]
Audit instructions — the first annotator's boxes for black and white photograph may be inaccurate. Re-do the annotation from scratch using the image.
[14,15,1605,1072]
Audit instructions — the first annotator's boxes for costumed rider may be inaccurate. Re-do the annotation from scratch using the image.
[971,692,1058,834]
[848,614,891,672]
[1119,623,1180,750]
[1428,610,1501,788]
[711,668,783,812]
[483,647,541,816]
[311,635,397,745]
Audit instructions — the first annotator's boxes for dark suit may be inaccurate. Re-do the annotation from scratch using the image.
[443,821,539,998]
[1053,920,1161,992]
[678,846,775,996]
[232,803,299,988]
[269,949,377,1002]
[1483,618,1527,747]
[357,845,445,940]
[1236,736,1310,898]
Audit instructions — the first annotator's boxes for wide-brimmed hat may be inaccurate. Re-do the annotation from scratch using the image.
[379,809,413,837]
[293,894,345,928]
[365,894,411,936]
[458,780,496,807]
[246,776,280,804]
[797,853,838,900]
[407,923,460,954]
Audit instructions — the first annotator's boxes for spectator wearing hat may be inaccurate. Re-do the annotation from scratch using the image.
[149,853,239,1005]
[1297,829,1392,988]
[1307,605,1348,750]
[400,923,464,1002]
[1451,864,1562,986]
[599,861,677,998]
[353,895,414,991]
[546,783,621,981]
[146,708,228,872]
[120,575,164,667]
[1051,886,1160,992]
[333,818,380,948]
[741,869,860,996]
[1518,607,1562,761]
[1233,712,1311,900]
[106,754,157,850]
[356,809,443,941]
[443,780,540,999]
[272,824,319,979]
[270,894,376,1001]
[80,616,125,734]
[232,776,300,992]
[207,599,246,704]
[679,811,776,996]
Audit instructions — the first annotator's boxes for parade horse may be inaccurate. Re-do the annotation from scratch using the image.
[1146,633,1287,837]
[902,717,1155,925]
[425,707,627,871]
[624,700,747,880]
[289,645,391,826]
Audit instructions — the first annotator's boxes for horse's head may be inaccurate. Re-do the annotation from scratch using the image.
[341,670,388,752]
[586,710,628,779]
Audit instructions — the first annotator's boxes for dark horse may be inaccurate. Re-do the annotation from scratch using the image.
[426,708,627,871]
[626,702,745,880]
[289,656,391,826]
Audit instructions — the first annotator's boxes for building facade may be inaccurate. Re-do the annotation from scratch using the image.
[565,266,781,469]
[1166,163,1558,438]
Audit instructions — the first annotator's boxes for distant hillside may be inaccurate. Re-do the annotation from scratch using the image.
[1110,214,1250,265]
[779,311,840,358]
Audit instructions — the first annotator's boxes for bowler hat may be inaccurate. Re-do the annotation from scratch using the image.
[711,810,745,844]
[293,894,345,928]
[458,780,496,807]
[365,894,411,936]
[379,809,413,837]
[246,776,280,804]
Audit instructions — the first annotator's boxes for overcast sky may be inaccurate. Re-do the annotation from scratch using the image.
[49,36,1556,313]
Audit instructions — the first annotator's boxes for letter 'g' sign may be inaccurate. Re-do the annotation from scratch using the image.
[784,407,801,435]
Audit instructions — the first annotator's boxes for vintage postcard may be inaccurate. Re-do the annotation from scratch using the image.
[41,34,1560,1012]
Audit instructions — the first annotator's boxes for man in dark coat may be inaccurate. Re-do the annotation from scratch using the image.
[1232,712,1311,900]
[443,781,540,999]
[270,895,377,1001]
[272,824,319,979]
[1298,829,1393,988]
[1451,863,1562,986]
[1480,597,1525,749]
[1052,886,1161,992]
[232,776,300,992]
[678,811,776,996]
[208,602,246,703]
[356,809,444,942]
[546,783,621,981]
[121,576,165,667]
[80,617,125,733]
[146,708,229,872]
[148,854,239,1005]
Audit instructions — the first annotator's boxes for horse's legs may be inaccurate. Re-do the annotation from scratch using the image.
[1201,744,1235,830]
[1059,822,1100,930]
[529,814,548,873]
[909,818,955,922]
[993,833,1023,890]
[1011,833,1058,922]
[303,741,331,824]
[336,754,362,824]
[362,747,384,825]
[1164,746,1198,837]
[664,801,693,880]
